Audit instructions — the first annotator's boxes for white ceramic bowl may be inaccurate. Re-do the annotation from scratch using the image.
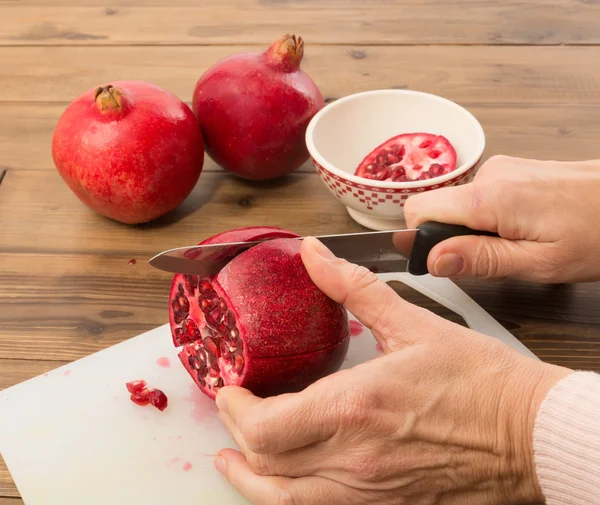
[305,89,486,230]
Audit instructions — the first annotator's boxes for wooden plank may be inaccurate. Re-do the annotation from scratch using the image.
[0,170,599,366]
[0,1,599,46]
[2,101,600,172]
[2,46,600,105]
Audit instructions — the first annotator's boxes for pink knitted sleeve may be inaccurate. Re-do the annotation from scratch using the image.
[533,371,600,505]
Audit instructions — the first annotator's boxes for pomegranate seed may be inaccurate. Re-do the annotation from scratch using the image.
[126,380,147,394]
[375,152,389,166]
[197,373,206,386]
[429,149,441,159]
[204,337,220,357]
[130,393,150,406]
[374,167,391,180]
[216,378,224,388]
[182,319,200,339]
[173,293,190,313]
[234,354,244,374]
[219,340,230,356]
[227,311,236,327]
[216,322,228,334]
[419,140,432,149]
[173,327,185,345]
[178,284,184,295]
[173,311,184,325]
[430,163,445,176]
[230,328,239,339]
[209,368,220,378]
[420,172,433,180]
[188,355,198,369]
[413,164,423,171]
[391,166,406,181]
[148,389,168,411]
[199,280,212,293]
[184,275,198,296]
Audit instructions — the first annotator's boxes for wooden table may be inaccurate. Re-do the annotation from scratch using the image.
[2,1,600,502]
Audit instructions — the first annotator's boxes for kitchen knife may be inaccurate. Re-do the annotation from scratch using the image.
[148,222,499,277]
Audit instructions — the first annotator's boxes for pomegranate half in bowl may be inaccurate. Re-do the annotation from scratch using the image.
[305,89,485,231]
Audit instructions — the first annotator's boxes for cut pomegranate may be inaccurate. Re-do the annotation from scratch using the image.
[354,133,457,182]
[168,226,350,400]
[125,380,168,411]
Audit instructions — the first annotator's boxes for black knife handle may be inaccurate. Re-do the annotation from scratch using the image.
[407,221,500,276]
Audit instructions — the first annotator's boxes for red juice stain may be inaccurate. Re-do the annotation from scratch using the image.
[375,343,383,353]
[43,373,49,377]
[183,462,193,472]
[63,370,71,376]
[156,357,171,368]
[349,320,364,337]
[166,457,181,467]
[128,258,137,266]
[177,435,183,440]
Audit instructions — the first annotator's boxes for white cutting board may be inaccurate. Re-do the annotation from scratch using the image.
[0,273,537,505]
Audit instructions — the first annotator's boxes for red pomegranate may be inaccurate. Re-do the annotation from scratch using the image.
[52,81,205,224]
[355,133,457,182]
[168,226,350,400]
[192,35,324,181]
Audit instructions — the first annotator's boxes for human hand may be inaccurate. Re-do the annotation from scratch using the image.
[212,237,571,505]
[403,156,600,283]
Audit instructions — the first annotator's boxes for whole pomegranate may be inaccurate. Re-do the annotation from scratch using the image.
[169,226,350,400]
[52,80,205,224]
[192,34,324,181]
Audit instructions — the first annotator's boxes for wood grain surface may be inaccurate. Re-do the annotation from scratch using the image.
[1,0,599,502]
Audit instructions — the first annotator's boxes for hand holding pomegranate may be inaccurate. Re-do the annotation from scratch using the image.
[212,237,571,505]
[403,155,600,283]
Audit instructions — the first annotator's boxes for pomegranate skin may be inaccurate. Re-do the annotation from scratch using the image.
[192,35,324,181]
[52,80,205,224]
[169,226,350,400]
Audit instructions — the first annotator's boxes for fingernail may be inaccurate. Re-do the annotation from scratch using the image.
[433,253,464,277]
[307,236,335,260]
[214,456,226,475]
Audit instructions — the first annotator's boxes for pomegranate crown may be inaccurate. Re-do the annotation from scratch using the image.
[265,34,304,72]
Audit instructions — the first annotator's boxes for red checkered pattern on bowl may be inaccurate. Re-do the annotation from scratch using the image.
[313,160,475,210]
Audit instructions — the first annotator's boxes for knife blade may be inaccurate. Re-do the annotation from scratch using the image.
[148,222,499,277]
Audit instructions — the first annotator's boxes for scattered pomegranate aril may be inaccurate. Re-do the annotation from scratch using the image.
[148,389,168,412]
[125,380,168,411]
[52,81,204,224]
[354,133,457,183]
[168,226,350,400]
[192,34,324,181]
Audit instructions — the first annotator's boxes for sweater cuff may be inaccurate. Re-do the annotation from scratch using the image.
[533,371,600,505]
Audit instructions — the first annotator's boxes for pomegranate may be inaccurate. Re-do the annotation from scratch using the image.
[192,34,324,181]
[168,226,350,400]
[52,80,205,224]
[355,133,457,182]
[125,380,168,411]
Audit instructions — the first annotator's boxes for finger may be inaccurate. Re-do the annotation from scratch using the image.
[301,236,427,350]
[403,182,500,232]
[426,235,540,280]
[215,449,351,505]
[217,383,338,454]
[219,411,325,478]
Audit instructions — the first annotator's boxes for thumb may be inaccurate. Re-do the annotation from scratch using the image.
[427,235,536,280]
[300,236,427,352]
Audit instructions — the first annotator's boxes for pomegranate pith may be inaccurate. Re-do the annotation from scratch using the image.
[52,80,205,224]
[192,35,324,181]
[355,133,457,182]
[168,226,350,400]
